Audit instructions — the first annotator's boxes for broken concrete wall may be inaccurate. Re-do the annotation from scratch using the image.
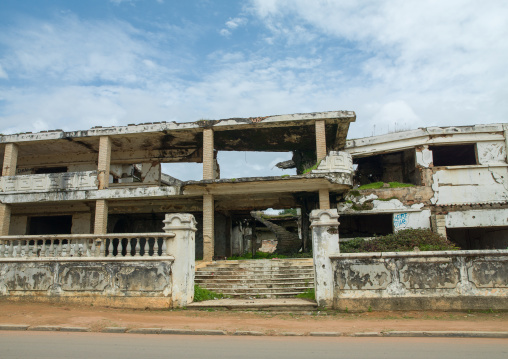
[331,250,508,311]
[0,259,173,309]
[9,215,27,235]
[71,213,92,234]
[431,166,508,205]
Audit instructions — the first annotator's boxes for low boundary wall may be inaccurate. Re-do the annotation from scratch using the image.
[0,257,174,308]
[311,209,508,311]
[330,250,508,311]
[0,213,197,309]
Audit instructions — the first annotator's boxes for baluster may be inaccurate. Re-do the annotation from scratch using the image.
[99,239,105,257]
[11,241,16,257]
[91,239,96,257]
[107,239,113,257]
[57,239,63,257]
[41,239,46,257]
[69,238,75,257]
[49,239,55,257]
[0,240,4,258]
[24,240,30,257]
[142,238,148,257]
[126,238,132,257]
[33,240,39,257]
[135,237,140,257]
[82,239,88,257]
[160,237,166,257]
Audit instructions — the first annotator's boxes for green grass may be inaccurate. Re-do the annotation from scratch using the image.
[194,284,226,302]
[357,181,415,190]
[296,288,315,300]
[302,160,322,174]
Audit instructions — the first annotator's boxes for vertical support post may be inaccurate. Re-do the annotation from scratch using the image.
[319,188,330,210]
[2,143,19,176]
[203,129,214,180]
[163,213,197,308]
[98,136,112,189]
[315,120,327,161]
[202,194,214,261]
[94,200,108,235]
[431,213,447,238]
[503,124,508,164]
[0,143,18,236]
[0,203,11,236]
[310,209,340,308]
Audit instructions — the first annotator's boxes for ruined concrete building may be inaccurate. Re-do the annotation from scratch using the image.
[1,112,506,259]
[0,111,356,261]
[342,123,508,249]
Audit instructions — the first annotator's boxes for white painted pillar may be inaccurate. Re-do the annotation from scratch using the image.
[310,209,340,307]
[203,129,214,180]
[163,213,197,308]
[503,124,508,163]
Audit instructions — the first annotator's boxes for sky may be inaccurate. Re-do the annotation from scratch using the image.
[0,0,507,180]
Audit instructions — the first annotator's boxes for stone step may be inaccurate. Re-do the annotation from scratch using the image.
[195,277,314,283]
[200,286,312,293]
[196,269,314,275]
[187,298,318,311]
[196,282,313,289]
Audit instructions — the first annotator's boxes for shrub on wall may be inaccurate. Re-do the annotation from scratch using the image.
[340,229,460,253]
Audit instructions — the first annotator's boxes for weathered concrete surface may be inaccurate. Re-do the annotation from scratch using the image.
[311,209,340,307]
[0,171,98,193]
[163,213,196,307]
[331,250,508,311]
[0,259,174,309]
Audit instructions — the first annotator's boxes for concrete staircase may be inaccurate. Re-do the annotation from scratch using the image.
[194,258,314,299]
[250,211,301,254]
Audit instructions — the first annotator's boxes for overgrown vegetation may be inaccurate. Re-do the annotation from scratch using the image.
[302,160,322,174]
[296,288,315,300]
[340,229,460,253]
[227,251,312,260]
[194,284,226,302]
[357,182,415,190]
[278,208,298,216]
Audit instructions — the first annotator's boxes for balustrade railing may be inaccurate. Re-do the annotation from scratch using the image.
[0,233,175,258]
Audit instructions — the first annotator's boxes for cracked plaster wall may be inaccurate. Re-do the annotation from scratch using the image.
[331,250,508,311]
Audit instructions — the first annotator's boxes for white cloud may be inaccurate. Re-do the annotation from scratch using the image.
[220,17,247,37]
[248,0,508,137]
[0,64,7,79]
[225,17,247,29]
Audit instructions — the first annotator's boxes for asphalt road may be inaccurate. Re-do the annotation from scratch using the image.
[0,332,507,359]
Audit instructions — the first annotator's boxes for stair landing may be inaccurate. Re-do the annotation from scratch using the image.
[187,298,317,312]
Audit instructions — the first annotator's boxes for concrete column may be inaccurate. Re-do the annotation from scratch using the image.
[202,194,214,261]
[163,213,197,308]
[98,136,112,189]
[503,124,508,163]
[310,209,340,307]
[2,143,19,176]
[319,188,330,210]
[0,203,12,236]
[315,120,327,161]
[432,213,447,238]
[94,200,108,235]
[203,129,214,180]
